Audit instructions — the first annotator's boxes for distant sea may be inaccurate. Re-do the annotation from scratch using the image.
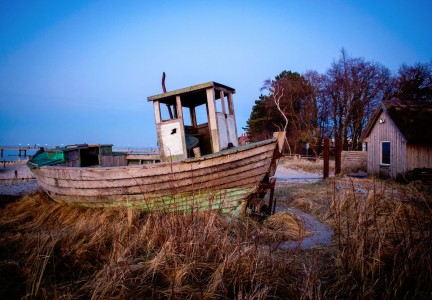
[1,149,37,162]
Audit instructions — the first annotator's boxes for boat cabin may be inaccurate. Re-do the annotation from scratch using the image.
[148,82,239,162]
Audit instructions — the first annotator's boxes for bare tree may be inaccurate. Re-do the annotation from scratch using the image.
[324,49,391,149]
[303,70,329,155]
[262,81,292,154]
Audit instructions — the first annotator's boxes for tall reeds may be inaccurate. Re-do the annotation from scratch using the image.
[0,192,305,299]
[1,176,431,299]
[327,178,432,298]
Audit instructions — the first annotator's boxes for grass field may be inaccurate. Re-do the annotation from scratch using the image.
[1,160,431,299]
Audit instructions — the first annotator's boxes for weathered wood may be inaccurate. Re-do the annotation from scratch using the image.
[34,144,274,190]
[273,131,285,154]
[36,139,275,181]
[323,138,329,178]
[227,92,234,115]
[35,165,268,197]
[341,151,367,170]
[162,72,167,93]
[364,110,407,177]
[36,150,272,189]
[335,139,342,175]
[147,82,235,102]
[153,101,161,124]
[35,155,272,197]
[30,137,280,212]
[362,100,432,178]
[190,107,197,127]
[406,145,432,170]
[219,90,227,114]
[126,154,159,161]
[46,187,251,213]
[157,119,187,161]
[219,90,231,146]
[176,95,182,119]
[206,87,220,153]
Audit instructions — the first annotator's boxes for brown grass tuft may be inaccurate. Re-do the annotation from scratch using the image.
[264,212,310,241]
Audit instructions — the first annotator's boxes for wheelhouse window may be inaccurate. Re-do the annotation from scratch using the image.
[381,141,390,165]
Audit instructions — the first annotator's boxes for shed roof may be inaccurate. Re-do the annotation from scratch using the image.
[361,99,432,144]
[147,81,235,107]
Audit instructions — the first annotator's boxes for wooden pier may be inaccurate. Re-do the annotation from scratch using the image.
[0,146,40,157]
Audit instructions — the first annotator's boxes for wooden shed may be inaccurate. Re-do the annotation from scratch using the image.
[360,99,432,178]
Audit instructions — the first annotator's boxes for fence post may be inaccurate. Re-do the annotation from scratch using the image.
[335,139,342,175]
[323,138,329,179]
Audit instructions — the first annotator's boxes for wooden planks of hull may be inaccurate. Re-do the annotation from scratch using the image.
[30,137,279,212]
[35,139,276,181]
[36,166,267,197]
[34,149,273,190]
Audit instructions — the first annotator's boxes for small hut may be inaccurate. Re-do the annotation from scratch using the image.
[360,99,432,178]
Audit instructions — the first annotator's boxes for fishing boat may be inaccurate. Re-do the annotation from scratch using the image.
[28,81,284,213]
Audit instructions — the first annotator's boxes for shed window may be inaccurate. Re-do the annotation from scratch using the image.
[381,141,390,165]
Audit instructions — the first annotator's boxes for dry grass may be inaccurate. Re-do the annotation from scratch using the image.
[274,180,330,217]
[275,175,432,299]
[326,178,432,298]
[0,192,305,299]
[264,212,311,241]
[1,175,431,299]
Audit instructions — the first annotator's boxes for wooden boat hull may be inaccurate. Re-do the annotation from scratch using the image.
[30,138,281,213]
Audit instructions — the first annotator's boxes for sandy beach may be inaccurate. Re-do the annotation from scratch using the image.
[274,165,322,184]
[0,164,39,196]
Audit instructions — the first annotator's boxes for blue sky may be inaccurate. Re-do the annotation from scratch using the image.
[1,0,431,147]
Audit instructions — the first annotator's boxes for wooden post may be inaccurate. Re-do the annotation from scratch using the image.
[219,90,226,115]
[335,139,342,175]
[267,178,276,215]
[153,101,161,124]
[176,95,182,119]
[167,105,174,119]
[227,92,235,115]
[206,87,220,153]
[323,138,329,179]
[190,107,197,127]
[220,90,230,145]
